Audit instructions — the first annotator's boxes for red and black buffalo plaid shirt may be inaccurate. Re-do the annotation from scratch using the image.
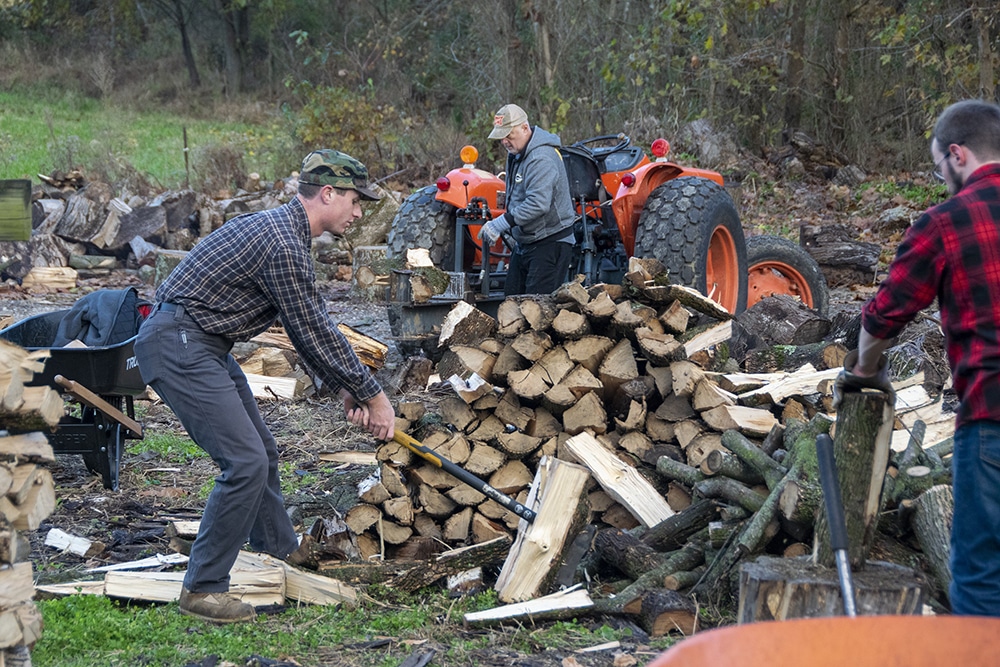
[863,163,1000,428]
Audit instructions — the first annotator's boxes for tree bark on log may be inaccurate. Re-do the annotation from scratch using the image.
[910,484,953,601]
[720,429,788,490]
[641,498,719,552]
[815,391,894,569]
[737,555,925,622]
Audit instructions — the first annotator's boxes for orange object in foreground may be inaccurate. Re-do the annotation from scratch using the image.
[647,615,1000,667]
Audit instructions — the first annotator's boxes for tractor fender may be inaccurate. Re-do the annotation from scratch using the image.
[434,166,507,217]
[612,161,725,255]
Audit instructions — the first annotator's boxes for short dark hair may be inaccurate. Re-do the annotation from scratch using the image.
[933,100,1000,160]
[298,181,322,198]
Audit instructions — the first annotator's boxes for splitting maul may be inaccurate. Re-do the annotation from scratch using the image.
[392,429,537,523]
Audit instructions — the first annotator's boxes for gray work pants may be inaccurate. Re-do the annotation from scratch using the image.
[135,304,298,593]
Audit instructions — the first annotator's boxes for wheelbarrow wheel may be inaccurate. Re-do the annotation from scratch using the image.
[82,421,123,491]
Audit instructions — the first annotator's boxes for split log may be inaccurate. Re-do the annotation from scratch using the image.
[598,338,638,402]
[582,291,617,323]
[658,300,691,335]
[520,299,558,331]
[636,328,682,366]
[701,405,778,438]
[563,336,614,374]
[634,283,732,321]
[495,457,592,602]
[565,431,674,527]
[551,309,591,340]
[436,345,496,382]
[680,320,732,364]
[562,390,608,435]
[439,300,498,348]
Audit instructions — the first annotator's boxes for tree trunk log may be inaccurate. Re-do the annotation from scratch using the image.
[815,391,894,569]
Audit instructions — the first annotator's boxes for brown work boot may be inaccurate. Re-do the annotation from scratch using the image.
[284,534,320,570]
[179,587,256,624]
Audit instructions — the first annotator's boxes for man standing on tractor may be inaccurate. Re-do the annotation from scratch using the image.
[846,100,1000,616]
[135,149,395,624]
[478,103,576,295]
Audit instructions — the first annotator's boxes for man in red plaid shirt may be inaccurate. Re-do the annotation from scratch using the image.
[850,100,1000,615]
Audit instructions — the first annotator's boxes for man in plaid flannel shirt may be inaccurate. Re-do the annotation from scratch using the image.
[849,100,1000,615]
[135,150,394,623]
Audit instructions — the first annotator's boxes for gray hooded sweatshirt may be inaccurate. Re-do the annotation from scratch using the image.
[503,126,576,245]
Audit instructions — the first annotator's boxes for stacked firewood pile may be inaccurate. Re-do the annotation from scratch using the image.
[2,171,399,289]
[0,339,65,666]
[343,259,954,631]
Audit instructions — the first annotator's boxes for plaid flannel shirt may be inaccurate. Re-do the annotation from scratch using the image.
[156,197,382,402]
[862,163,1000,427]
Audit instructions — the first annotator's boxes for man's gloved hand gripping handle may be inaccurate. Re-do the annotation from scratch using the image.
[832,349,896,409]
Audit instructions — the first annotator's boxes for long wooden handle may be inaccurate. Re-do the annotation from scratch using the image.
[393,429,536,523]
[54,375,143,437]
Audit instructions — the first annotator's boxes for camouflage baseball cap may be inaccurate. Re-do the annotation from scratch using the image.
[299,149,380,200]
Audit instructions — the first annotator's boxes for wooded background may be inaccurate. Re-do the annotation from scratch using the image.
[1,0,997,179]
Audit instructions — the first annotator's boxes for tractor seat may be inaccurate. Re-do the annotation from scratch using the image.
[559,146,605,202]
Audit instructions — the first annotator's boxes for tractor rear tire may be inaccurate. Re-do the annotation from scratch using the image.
[387,185,457,269]
[746,235,830,316]
[634,177,748,314]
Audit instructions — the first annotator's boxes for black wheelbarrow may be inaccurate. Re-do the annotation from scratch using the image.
[0,287,150,490]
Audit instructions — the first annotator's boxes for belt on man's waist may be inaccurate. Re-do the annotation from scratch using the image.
[158,302,180,312]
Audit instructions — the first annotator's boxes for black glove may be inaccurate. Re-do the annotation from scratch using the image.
[832,349,895,410]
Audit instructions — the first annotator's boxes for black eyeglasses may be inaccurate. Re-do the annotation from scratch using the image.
[933,153,950,182]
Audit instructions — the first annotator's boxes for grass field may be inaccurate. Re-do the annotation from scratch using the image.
[0,86,297,191]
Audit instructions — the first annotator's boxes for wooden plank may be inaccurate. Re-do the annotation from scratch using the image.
[34,580,106,597]
[103,567,284,606]
[464,584,594,627]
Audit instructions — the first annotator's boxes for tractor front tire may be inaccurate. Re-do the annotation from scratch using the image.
[387,185,457,269]
[634,177,748,314]
[746,235,830,316]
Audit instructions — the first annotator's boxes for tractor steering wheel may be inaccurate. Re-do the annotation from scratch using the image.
[571,134,632,158]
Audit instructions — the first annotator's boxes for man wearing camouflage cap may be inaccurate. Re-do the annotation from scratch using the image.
[135,149,395,624]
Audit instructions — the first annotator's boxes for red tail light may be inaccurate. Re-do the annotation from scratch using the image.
[621,172,636,187]
[436,177,451,191]
[651,138,670,158]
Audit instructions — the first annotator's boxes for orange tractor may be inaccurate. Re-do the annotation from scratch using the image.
[386,134,827,355]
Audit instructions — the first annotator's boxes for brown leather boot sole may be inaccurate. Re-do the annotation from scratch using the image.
[179,588,256,624]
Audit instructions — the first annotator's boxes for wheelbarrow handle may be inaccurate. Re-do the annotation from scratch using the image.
[393,429,536,523]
